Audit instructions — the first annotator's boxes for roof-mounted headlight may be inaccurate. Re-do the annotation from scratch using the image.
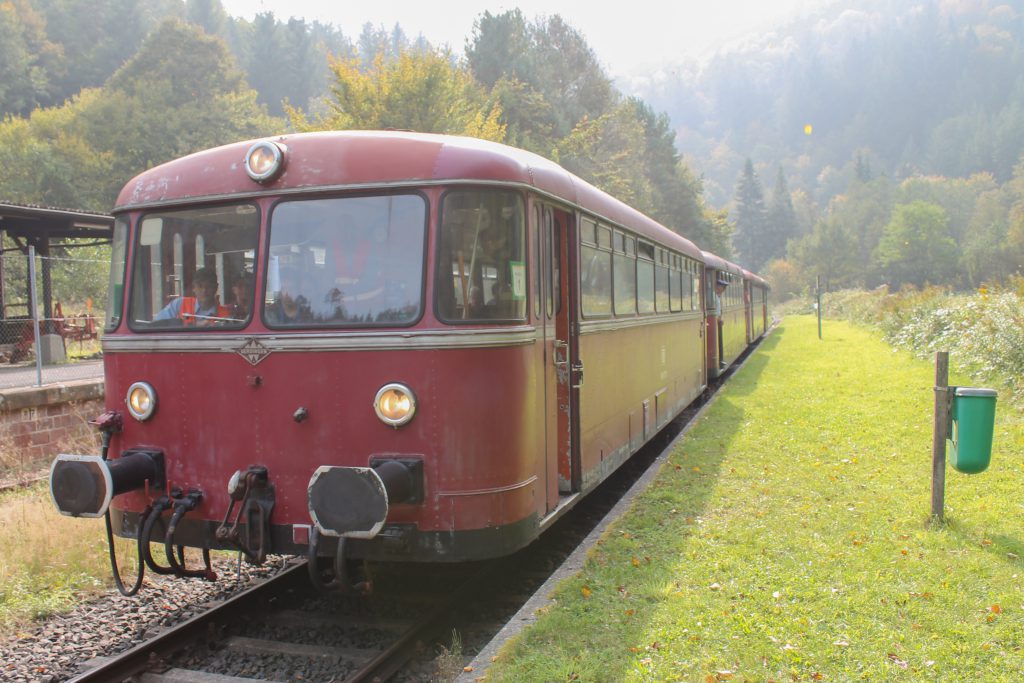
[244,140,285,183]
[126,381,157,421]
[374,383,416,428]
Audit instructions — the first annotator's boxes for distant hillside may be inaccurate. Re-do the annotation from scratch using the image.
[629,0,1024,208]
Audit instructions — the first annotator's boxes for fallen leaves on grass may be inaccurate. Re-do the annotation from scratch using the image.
[888,653,909,669]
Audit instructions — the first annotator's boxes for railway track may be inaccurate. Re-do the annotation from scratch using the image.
[71,558,490,683]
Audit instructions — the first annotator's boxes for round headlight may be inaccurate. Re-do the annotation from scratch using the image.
[244,141,285,183]
[374,383,416,428]
[126,381,156,421]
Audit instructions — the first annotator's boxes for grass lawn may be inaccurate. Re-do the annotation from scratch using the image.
[482,315,1024,682]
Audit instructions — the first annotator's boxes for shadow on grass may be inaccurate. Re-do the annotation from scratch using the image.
[548,338,780,681]
[489,328,787,681]
[561,400,755,682]
[716,325,781,398]
[941,516,1024,567]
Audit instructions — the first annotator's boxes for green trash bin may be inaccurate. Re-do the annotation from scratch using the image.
[949,387,997,474]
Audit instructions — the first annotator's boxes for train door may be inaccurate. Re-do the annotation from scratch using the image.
[535,203,578,514]
[744,280,753,343]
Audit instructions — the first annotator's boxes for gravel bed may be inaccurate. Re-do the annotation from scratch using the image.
[1,554,294,683]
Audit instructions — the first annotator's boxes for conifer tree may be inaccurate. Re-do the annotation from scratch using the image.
[732,159,768,268]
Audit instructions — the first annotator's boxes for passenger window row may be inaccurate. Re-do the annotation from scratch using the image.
[580,217,701,319]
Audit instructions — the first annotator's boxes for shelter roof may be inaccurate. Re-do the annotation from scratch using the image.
[0,201,114,243]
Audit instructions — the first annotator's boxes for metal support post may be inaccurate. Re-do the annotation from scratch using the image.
[28,245,42,386]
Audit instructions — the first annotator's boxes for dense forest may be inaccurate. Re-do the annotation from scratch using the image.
[631,0,1024,292]
[1,0,1021,300]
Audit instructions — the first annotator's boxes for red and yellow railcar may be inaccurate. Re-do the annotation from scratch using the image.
[49,131,760,590]
[743,269,770,343]
[701,251,747,377]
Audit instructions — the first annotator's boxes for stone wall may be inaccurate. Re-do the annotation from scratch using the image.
[0,380,104,469]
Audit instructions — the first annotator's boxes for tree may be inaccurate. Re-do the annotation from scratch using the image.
[185,0,227,36]
[876,201,959,288]
[763,258,806,301]
[789,216,859,291]
[766,166,799,265]
[623,98,721,249]
[0,101,112,209]
[0,19,281,209]
[33,0,169,103]
[555,103,652,210]
[79,19,279,184]
[288,47,505,142]
[466,11,615,147]
[466,9,531,89]
[732,159,769,269]
[526,15,616,140]
[701,207,735,258]
[241,13,322,116]
[822,172,894,286]
[962,189,1015,285]
[0,1,64,116]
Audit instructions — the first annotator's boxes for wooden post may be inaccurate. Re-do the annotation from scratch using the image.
[816,275,822,340]
[931,351,950,520]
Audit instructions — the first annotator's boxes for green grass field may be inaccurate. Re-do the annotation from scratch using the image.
[482,315,1024,682]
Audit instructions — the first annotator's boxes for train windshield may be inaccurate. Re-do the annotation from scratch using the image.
[436,189,527,322]
[264,194,425,327]
[128,204,260,331]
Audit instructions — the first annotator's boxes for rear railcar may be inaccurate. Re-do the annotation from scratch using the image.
[743,269,769,342]
[701,251,745,376]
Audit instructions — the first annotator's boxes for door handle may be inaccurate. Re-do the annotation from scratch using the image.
[553,339,569,368]
[571,360,584,388]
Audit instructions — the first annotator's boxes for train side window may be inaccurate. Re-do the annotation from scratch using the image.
[547,210,559,319]
[437,189,526,323]
[613,231,636,316]
[534,205,542,320]
[580,219,611,317]
[669,267,681,313]
[637,240,655,315]
[655,255,671,315]
[691,262,701,311]
[128,204,260,331]
[580,217,597,246]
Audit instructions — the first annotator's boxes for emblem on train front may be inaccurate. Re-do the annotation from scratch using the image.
[237,338,271,366]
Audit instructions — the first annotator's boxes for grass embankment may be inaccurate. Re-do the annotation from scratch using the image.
[484,315,1024,682]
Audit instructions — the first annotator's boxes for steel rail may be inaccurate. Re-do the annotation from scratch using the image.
[68,559,307,683]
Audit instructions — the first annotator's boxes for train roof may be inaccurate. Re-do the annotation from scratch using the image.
[700,250,744,277]
[115,130,703,260]
[742,268,770,289]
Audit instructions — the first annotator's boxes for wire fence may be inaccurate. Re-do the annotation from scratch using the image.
[0,246,105,389]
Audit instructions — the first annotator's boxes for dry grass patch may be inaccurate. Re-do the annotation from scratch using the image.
[0,483,132,634]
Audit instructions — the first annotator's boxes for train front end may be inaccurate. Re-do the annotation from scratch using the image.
[48,133,546,589]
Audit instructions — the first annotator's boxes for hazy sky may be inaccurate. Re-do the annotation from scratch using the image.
[220,0,830,75]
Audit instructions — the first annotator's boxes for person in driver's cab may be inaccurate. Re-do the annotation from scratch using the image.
[228,270,254,321]
[154,267,231,326]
